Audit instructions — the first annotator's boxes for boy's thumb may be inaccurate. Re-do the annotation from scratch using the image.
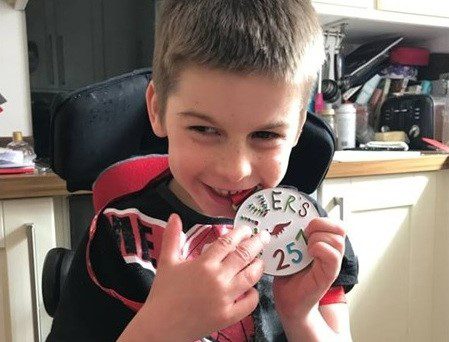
[159,213,184,265]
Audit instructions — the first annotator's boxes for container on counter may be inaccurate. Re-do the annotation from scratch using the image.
[319,103,336,133]
[6,131,36,165]
[335,103,356,150]
[355,104,374,144]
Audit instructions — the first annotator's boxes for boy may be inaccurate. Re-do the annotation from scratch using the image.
[48,0,358,341]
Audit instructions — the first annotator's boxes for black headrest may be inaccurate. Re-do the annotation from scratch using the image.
[50,68,335,193]
[50,68,166,191]
[282,111,335,193]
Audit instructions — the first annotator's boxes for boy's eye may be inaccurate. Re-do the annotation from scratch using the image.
[188,125,220,135]
[251,131,282,140]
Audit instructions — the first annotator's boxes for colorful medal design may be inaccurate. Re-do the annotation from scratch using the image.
[234,187,319,276]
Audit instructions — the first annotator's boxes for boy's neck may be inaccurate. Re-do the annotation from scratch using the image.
[168,178,202,214]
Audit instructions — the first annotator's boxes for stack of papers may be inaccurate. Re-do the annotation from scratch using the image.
[0,147,34,174]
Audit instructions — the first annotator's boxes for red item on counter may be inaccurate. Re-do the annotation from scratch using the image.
[422,137,449,152]
[0,166,35,174]
[390,47,430,66]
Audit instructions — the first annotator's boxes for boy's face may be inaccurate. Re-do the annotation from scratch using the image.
[147,66,306,218]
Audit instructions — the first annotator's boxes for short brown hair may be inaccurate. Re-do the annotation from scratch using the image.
[152,0,324,114]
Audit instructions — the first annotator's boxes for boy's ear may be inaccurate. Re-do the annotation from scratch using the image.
[146,81,167,138]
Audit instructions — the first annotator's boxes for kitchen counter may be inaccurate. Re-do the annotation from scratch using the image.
[0,171,81,200]
[1,154,449,199]
[327,153,449,178]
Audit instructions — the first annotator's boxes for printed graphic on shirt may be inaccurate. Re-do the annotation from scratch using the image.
[103,208,235,268]
[102,207,254,341]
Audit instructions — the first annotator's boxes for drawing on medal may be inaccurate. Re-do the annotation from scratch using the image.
[235,187,319,276]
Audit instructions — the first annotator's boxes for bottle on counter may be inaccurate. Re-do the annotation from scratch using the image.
[6,131,36,165]
[355,104,375,144]
[319,103,336,132]
[443,87,449,146]
[335,103,356,150]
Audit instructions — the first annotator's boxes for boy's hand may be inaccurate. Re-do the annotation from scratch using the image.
[133,213,271,341]
[273,218,346,322]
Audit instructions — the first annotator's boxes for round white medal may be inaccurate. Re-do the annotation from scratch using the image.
[234,187,319,276]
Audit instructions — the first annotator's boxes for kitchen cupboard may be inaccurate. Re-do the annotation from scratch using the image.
[377,0,449,19]
[26,0,103,92]
[313,0,372,9]
[318,170,449,341]
[314,0,449,17]
[313,1,449,45]
[0,197,69,342]
[25,0,154,92]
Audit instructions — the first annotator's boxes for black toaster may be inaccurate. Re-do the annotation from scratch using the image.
[378,94,434,149]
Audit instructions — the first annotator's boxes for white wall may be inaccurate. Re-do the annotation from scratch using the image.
[0,1,32,137]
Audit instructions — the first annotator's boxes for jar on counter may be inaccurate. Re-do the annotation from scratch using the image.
[6,131,36,165]
[319,104,336,132]
[335,103,356,150]
[356,104,374,144]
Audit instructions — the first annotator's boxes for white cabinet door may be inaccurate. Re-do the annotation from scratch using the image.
[319,173,436,342]
[0,203,7,342]
[0,201,4,247]
[313,0,372,8]
[2,198,57,341]
[377,0,449,18]
[431,170,449,340]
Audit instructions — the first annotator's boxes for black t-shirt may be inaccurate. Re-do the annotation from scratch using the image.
[48,174,358,341]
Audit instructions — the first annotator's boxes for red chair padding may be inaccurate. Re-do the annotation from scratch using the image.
[92,155,169,213]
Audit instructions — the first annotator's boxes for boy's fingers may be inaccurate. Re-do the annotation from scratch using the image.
[201,225,253,262]
[229,288,260,324]
[159,213,183,266]
[307,232,345,254]
[222,230,270,276]
[309,241,342,285]
[305,218,346,238]
[230,258,264,298]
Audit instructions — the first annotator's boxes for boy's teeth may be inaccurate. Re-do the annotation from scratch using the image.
[214,188,241,196]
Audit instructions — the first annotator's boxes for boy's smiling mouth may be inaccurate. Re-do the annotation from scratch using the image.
[206,185,248,200]
[211,188,247,197]
[204,184,260,210]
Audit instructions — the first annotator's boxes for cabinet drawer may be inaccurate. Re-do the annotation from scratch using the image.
[313,0,372,8]
[377,0,449,18]
[3,198,57,341]
[0,202,3,248]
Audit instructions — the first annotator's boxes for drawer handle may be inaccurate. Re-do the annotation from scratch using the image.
[25,223,42,342]
[333,197,345,221]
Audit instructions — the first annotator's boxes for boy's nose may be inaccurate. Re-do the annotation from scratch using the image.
[215,145,252,183]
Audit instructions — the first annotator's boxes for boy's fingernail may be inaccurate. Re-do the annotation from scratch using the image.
[260,230,271,244]
[168,213,180,227]
[240,225,253,235]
